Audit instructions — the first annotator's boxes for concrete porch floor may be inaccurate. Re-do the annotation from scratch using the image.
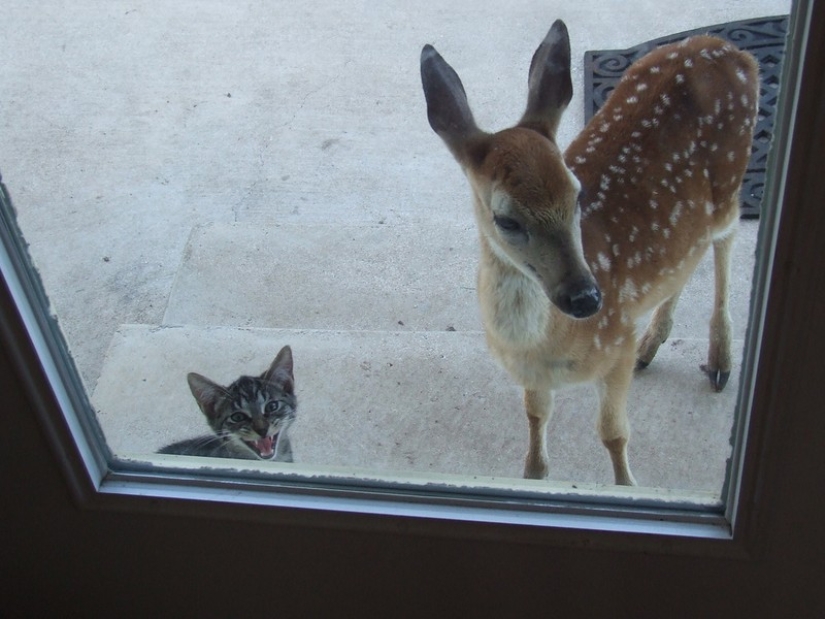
[0,1,789,492]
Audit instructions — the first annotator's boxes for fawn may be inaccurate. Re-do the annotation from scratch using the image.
[420,20,759,485]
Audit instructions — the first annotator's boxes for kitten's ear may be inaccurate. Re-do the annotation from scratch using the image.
[263,345,294,394]
[187,372,223,420]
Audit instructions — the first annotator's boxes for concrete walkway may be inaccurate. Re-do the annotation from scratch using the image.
[1,1,788,491]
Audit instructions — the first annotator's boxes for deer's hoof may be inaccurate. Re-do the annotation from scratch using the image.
[701,364,730,392]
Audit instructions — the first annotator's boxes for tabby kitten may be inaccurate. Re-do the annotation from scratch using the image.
[158,345,297,461]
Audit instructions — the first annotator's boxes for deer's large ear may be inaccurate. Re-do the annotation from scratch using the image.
[421,44,488,166]
[519,19,573,139]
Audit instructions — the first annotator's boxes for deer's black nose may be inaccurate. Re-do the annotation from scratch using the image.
[557,279,602,318]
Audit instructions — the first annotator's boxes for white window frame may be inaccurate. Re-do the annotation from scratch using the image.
[0,0,819,559]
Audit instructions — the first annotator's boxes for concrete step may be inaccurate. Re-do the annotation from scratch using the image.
[164,222,481,331]
[163,221,759,339]
[92,324,742,492]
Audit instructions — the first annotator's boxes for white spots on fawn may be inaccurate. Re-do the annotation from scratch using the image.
[640,282,653,296]
[727,150,736,162]
[631,130,642,139]
[612,243,621,257]
[641,119,652,128]
[662,228,671,239]
[593,334,602,351]
[619,279,639,303]
[675,73,685,84]
[700,48,713,61]
[626,95,639,105]
[666,51,679,60]
[649,198,658,210]
[660,93,671,107]
[600,122,611,133]
[636,82,648,92]
[600,175,611,191]
[664,162,673,172]
[736,68,748,83]
[684,58,694,68]
[598,252,611,272]
[650,65,661,74]
[574,155,586,164]
[669,201,684,226]
[741,93,749,107]
[628,225,640,243]
[705,201,714,215]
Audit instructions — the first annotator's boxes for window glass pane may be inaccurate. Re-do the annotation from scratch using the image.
[0,1,792,505]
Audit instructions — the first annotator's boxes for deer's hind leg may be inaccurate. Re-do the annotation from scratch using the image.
[636,290,683,370]
[702,228,736,392]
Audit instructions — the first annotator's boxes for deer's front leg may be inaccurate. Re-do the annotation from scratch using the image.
[523,388,552,479]
[596,360,637,486]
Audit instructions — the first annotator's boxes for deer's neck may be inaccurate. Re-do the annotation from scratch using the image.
[477,234,552,348]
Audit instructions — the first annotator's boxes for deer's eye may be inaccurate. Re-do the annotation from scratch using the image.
[493,215,523,233]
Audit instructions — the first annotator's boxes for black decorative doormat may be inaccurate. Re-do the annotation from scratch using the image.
[584,16,789,218]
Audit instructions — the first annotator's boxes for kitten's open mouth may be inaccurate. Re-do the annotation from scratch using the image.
[245,433,278,460]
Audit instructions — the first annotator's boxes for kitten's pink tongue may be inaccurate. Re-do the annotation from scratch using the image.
[255,436,274,458]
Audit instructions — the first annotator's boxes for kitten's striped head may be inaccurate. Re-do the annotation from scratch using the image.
[187,346,296,460]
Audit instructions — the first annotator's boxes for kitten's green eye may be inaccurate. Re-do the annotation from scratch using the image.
[264,401,282,415]
[229,411,249,423]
